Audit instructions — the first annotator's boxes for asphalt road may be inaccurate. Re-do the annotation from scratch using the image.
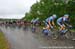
[0,26,44,49]
[0,26,75,49]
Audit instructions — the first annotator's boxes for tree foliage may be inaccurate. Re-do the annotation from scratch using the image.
[23,0,75,25]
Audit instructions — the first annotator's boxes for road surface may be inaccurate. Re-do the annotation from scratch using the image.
[0,26,75,49]
[0,26,44,49]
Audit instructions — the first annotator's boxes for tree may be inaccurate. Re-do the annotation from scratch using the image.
[23,0,75,25]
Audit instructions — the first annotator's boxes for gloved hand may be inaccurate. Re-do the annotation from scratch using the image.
[69,25,72,29]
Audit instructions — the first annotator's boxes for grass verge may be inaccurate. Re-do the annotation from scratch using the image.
[0,32,10,49]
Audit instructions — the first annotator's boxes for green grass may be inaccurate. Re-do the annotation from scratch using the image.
[0,32,9,49]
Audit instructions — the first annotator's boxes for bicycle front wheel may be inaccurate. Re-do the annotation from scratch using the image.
[65,30,73,40]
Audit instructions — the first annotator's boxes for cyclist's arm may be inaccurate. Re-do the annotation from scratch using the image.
[48,21,51,26]
[52,21,55,26]
[64,21,70,26]
[63,18,71,25]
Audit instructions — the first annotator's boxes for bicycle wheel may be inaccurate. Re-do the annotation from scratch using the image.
[64,30,73,40]
[51,30,58,39]
[42,29,49,36]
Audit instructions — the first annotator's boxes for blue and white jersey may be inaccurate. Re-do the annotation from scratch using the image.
[33,20,37,23]
[63,17,68,22]
[32,18,39,23]
[31,19,34,23]
[57,17,68,23]
[57,17,63,22]
[46,16,54,22]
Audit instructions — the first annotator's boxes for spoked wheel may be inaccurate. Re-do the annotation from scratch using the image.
[64,30,73,40]
[50,30,59,39]
[54,31,66,40]
[42,29,49,36]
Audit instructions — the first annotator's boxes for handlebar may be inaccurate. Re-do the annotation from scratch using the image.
[66,25,73,29]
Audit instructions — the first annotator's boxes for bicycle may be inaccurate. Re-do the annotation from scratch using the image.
[56,24,74,40]
[42,26,58,39]
[31,22,40,33]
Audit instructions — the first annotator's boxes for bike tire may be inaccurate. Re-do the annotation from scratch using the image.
[65,30,73,40]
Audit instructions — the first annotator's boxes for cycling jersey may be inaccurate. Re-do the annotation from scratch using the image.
[31,19,34,23]
[57,17,69,26]
[45,16,55,26]
[33,19,38,24]
[57,17,63,23]
[57,17,68,23]
[46,16,55,22]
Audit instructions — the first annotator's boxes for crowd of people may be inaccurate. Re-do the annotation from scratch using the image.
[0,20,31,28]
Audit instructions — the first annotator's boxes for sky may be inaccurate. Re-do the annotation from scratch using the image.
[0,0,39,19]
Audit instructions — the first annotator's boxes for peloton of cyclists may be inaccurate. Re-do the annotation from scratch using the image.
[31,14,71,33]
[43,14,72,34]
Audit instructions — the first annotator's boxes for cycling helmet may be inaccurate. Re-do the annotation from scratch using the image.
[53,14,57,18]
[36,17,39,20]
[64,14,69,18]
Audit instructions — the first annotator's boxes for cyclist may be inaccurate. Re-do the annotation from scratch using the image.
[31,18,40,32]
[31,19,35,24]
[57,14,71,33]
[32,17,39,26]
[45,14,57,30]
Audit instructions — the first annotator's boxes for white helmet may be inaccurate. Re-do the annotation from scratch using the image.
[64,14,69,18]
[53,14,57,18]
[36,17,39,20]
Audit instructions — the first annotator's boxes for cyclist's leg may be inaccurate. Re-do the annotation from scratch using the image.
[45,22,50,30]
[58,22,65,31]
[42,22,47,30]
[42,22,50,36]
[46,23,53,30]
[50,23,54,30]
